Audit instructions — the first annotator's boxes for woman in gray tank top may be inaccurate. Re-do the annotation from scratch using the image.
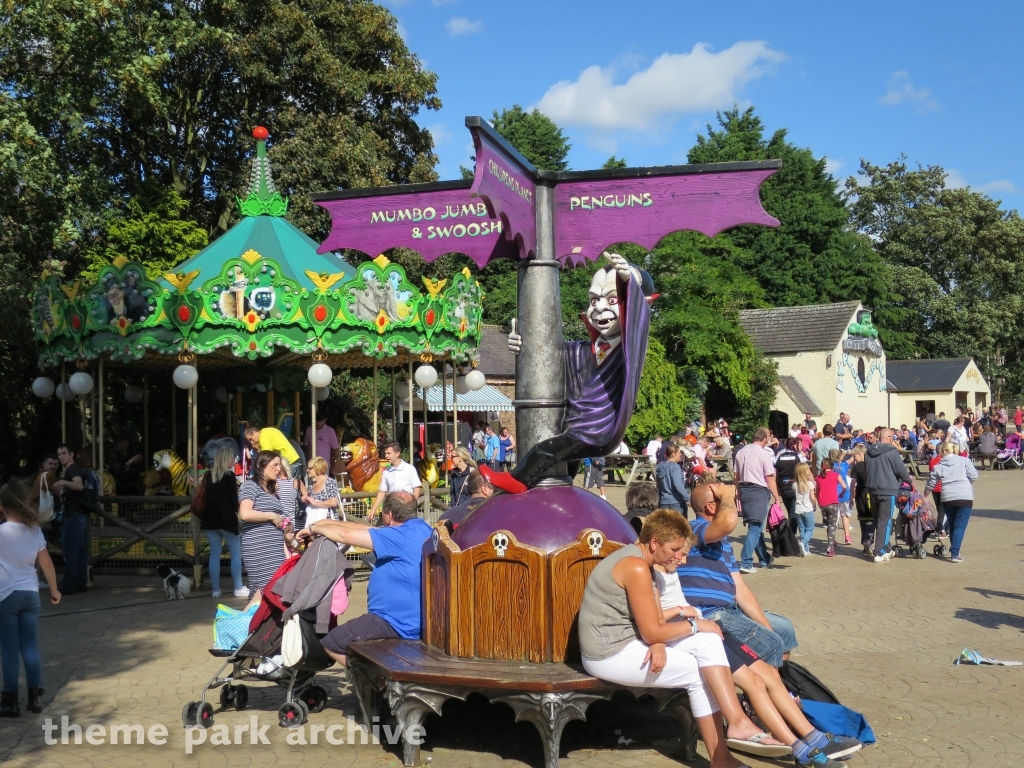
[579,506,787,767]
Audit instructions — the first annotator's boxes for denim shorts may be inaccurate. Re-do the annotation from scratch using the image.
[701,605,797,667]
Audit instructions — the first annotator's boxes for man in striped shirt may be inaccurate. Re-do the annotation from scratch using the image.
[675,482,797,667]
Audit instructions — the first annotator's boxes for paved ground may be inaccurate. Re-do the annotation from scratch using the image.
[3,470,1024,768]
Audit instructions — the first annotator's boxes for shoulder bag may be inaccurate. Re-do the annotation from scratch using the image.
[191,474,208,517]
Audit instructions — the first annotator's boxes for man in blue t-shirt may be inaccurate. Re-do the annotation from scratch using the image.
[303,491,432,666]
[675,482,798,667]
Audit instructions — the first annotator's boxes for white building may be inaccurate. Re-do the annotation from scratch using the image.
[885,358,991,426]
[738,301,888,435]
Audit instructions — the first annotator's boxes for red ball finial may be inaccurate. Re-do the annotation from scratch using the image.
[252,126,269,140]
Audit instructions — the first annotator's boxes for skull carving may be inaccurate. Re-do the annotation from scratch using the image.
[492,533,510,558]
[586,531,604,556]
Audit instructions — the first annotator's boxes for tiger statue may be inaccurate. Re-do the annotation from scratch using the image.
[339,438,386,492]
[153,449,190,497]
[418,444,444,488]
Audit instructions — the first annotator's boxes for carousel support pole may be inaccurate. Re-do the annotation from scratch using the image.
[441,359,449,486]
[226,391,231,435]
[372,361,378,445]
[293,391,301,443]
[90,367,97,457]
[61,362,66,443]
[266,389,274,429]
[171,382,177,451]
[310,386,318,460]
[453,363,459,451]
[515,180,568,482]
[190,380,202,587]
[422,375,430,517]
[143,373,149,460]
[390,367,396,446]
[403,358,411,466]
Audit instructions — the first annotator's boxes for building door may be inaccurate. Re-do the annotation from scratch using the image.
[955,391,968,411]
[769,410,789,440]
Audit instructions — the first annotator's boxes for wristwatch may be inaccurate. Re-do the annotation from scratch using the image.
[687,617,698,636]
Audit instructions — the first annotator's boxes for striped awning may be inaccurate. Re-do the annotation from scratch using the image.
[403,384,514,412]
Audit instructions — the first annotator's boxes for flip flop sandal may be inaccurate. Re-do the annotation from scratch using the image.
[726,732,794,758]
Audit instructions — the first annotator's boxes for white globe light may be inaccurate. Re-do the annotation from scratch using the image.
[316,386,330,401]
[124,385,144,403]
[414,365,438,388]
[172,364,199,390]
[69,371,94,396]
[55,383,73,402]
[455,375,470,395]
[32,377,55,398]
[307,363,333,389]
[465,369,486,391]
[215,386,228,403]
[393,380,410,399]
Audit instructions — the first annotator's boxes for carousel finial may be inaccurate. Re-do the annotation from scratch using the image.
[237,126,288,217]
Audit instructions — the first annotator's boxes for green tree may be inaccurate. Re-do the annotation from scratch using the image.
[81,187,208,281]
[686,107,910,353]
[602,156,628,169]
[625,338,696,447]
[847,157,1024,393]
[731,355,780,439]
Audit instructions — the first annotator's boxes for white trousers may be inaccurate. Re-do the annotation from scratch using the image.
[583,636,724,717]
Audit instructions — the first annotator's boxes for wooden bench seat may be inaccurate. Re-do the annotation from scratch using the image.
[347,639,699,768]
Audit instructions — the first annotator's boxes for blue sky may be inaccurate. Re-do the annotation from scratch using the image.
[385,0,1024,212]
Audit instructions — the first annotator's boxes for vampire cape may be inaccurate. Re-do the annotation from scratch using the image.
[503,270,651,491]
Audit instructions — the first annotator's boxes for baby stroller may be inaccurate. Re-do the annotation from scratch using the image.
[995,433,1023,469]
[892,481,938,559]
[182,541,350,730]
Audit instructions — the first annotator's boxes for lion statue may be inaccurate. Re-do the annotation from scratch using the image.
[339,438,386,492]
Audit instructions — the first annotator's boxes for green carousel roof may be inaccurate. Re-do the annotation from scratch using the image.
[32,127,484,369]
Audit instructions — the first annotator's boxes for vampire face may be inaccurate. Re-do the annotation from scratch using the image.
[586,267,621,340]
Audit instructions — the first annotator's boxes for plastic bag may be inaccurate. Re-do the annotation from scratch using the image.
[213,604,258,651]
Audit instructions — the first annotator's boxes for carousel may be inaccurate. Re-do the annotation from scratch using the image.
[28,127,488,578]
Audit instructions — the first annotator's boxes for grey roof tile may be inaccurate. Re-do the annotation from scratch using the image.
[476,325,516,378]
[885,358,976,392]
[778,375,823,416]
[738,302,862,354]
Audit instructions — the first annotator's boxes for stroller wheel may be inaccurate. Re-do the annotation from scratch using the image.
[914,545,925,559]
[895,545,904,558]
[220,685,234,711]
[933,544,943,557]
[233,684,249,711]
[278,700,307,728]
[197,701,214,729]
[181,701,199,728]
[301,685,328,714]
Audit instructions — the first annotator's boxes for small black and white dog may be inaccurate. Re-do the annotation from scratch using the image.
[156,564,192,600]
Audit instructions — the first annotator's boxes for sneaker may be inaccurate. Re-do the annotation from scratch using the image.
[764,555,776,569]
[802,543,811,556]
[739,567,757,574]
[951,555,964,563]
[819,732,862,759]
[797,748,849,767]
[863,543,873,557]
[873,551,893,563]
[233,587,250,598]
[844,536,852,545]
[826,547,835,558]
[211,590,221,599]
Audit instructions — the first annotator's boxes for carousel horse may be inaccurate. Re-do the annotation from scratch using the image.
[339,437,385,492]
[152,449,189,497]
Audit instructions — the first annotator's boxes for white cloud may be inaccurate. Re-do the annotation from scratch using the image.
[427,123,452,146]
[395,22,408,40]
[534,41,785,132]
[946,168,1017,195]
[445,17,482,36]
[879,71,938,112]
[824,157,844,177]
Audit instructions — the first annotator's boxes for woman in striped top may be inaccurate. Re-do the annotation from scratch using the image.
[238,451,289,601]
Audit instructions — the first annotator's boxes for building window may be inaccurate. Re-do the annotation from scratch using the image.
[916,400,935,420]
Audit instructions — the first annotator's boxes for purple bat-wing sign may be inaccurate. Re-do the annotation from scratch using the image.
[466,117,537,259]
[553,166,780,264]
[312,181,518,267]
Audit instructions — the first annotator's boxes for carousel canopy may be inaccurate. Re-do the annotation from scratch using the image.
[31,128,484,371]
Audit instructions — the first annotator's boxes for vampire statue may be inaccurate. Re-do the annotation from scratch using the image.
[481,252,655,494]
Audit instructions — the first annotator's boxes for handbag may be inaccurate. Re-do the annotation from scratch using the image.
[190,474,207,517]
[38,474,55,523]
[281,614,334,671]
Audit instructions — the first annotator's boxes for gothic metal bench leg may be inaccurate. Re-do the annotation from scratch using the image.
[655,691,700,762]
[385,681,464,767]
[493,692,607,768]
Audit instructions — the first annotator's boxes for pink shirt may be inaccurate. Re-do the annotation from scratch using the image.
[304,424,339,461]
[815,471,841,506]
[733,443,776,487]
